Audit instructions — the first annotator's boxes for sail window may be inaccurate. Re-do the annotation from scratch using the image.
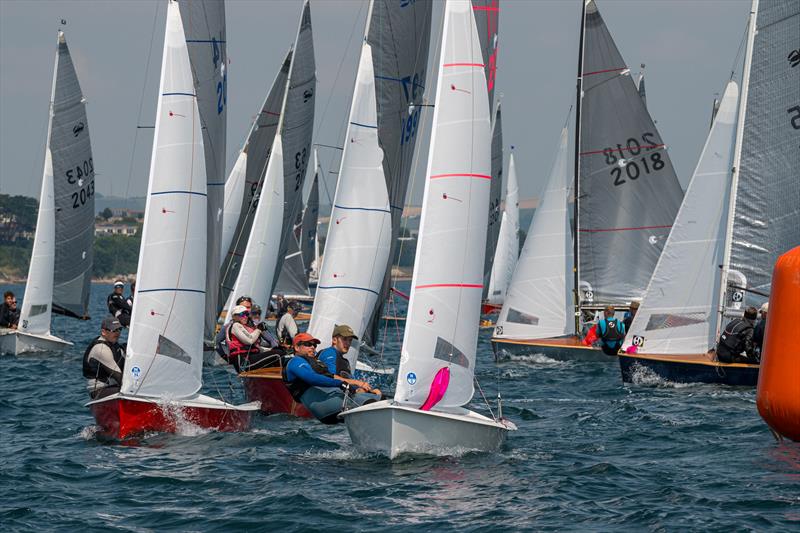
[156,335,191,364]
[507,308,539,326]
[645,313,707,331]
[433,337,469,369]
[27,304,48,317]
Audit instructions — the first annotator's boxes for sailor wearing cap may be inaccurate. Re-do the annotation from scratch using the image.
[276,300,301,346]
[317,324,359,378]
[754,302,769,355]
[224,304,283,372]
[107,280,132,327]
[283,331,381,424]
[83,316,126,399]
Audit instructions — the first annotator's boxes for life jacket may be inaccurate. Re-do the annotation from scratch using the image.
[227,323,258,361]
[282,354,335,401]
[597,318,625,348]
[82,336,125,383]
[719,318,753,355]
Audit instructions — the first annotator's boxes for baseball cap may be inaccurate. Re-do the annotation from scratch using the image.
[332,324,358,340]
[113,280,124,288]
[760,302,769,313]
[293,332,321,347]
[231,305,249,316]
[101,316,123,332]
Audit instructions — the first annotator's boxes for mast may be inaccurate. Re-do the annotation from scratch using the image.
[715,0,757,339]
[572,0,587,334]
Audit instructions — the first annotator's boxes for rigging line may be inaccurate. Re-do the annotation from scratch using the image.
[728,19,749,81]
[124,1,161,202]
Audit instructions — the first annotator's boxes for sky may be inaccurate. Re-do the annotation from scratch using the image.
[0,0,752,209]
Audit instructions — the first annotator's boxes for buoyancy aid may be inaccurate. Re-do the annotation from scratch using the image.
[227,323,258,361]
[82,337,126,383]
[718,318,754,354]
[283,355,335,401]
[598,318,625,348]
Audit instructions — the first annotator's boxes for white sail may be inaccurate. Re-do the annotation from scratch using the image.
[122,1,207,399]
[486,151,519,305]
[622,81,739,355]
[20,149,55,336]
[219,150,246,267]
[394,0,490,408]
[224,135,285,319]
[308,42,390,365]
[494,128,573,340]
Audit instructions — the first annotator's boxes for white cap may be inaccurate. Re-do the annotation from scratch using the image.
[760,302,769,313]
[231,305,249,316]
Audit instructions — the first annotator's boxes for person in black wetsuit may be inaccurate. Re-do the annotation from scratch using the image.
[0,291,20,329]
[107,281,132,327]
[753,302,768,356]
[716,306,758,364]
[83,316,126,399]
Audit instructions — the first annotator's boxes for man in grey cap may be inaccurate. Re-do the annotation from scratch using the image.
[317,324,359,378]
[83,316,126,399]
[107,280,132,327]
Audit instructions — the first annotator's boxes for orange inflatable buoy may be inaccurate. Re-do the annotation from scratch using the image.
[756,246,800,442]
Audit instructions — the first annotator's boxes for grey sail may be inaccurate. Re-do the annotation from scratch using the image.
[51,31,94,319]
[179,0,227,339]
[300,170,319,277]
[274,212,310,297]
[270,0,316,296]
[366,0,433,341]
[471,0,500,111]
[728,0,800,307]
[219,51,290,311]
[577,0,683,306]
[483,102,503,298]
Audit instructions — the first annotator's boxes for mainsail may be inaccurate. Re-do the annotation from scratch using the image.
[394,0,490,408]
[622,81,739,355]
[726,0,800,309]
[483,102,503,297]
[576,0,683,307]
[179,0,227,340]
[300,167,319,278]
[51,31,95,319]
[274,211,310,297]
[494,128,573,340]
[486,149,518,305]
[218,51,290,303]
[311,0,432,352]
[123,1,207,398]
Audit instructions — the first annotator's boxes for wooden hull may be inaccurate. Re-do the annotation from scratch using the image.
[618,351,759,386]
[87,394,257,440]
[240,367,312,418]
[491,336,612,362]
[0,329,72,355]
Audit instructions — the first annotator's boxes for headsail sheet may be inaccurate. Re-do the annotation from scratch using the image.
[179,0,227,339]
[51,32,94,319]
[123,2,206,398]
[218,51,290,308]
[577,0,683,306]
[495,129,573,340]
[366,0,432,341]
[729,0,800,307]
[394,0,490,409]
[623,81,739,355]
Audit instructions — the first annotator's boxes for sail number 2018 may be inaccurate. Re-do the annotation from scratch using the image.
[601,133,665,187]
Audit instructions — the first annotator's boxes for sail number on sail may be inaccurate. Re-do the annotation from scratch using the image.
[599,132,665,187]
[294,148,308,192]
[66,158,95,208]
[400,72,424,146]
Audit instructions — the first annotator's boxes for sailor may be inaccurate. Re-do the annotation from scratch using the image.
[623,301,640,333]
[107,281,132,327]
[595,305,626,356]
[753,302,768,354]
[249,304,281,350]
[274,293,288,321]
[717,306,758,364]
[318,323,359,378]
[83,316,126,399]
[225,305,282,372]
[283,332,380,424]
[127,281,136,310]
[276,300,300,347]
[0,291,20,329]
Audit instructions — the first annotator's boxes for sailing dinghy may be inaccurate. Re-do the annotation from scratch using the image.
[87,1,257,438]
[342,0,516,458]
[491,0,684,361]
[1,30,95,356]
[619,0,800,386]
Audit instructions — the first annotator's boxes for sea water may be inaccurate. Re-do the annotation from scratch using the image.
[1,283,798,531]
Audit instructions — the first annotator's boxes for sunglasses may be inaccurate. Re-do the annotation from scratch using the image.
[297,341,317,347]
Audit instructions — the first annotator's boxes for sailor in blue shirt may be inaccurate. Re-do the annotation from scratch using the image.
[317,323,359,378]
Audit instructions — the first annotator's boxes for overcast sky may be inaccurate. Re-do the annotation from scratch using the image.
[0,0,751,208]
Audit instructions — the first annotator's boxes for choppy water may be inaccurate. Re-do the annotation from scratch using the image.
[1,283,799,531]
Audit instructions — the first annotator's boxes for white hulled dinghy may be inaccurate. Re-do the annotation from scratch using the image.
[87,1,257,438]
[1,29,95,355]
[342,0,516,458]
